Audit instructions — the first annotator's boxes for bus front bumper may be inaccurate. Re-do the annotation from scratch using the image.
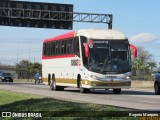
[82,80,131,89]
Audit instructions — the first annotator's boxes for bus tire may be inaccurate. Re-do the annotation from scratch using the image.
[79,80,90,93]
[113,89,121,94]
[50,75,56,91]
[48,74,51,85]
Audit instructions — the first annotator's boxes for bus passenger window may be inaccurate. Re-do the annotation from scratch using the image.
[59,41,62,55]
[61,40,64,54]
[74,37,80,56]
[64,40,67,54]
[50,42,54,56]
[61,40,67,55]
[46,43,50,56]
[43,43,46,56]
[49,42,52,56]
[53,42,56,56]
[70,38,74,54]
[66,39,72,54]
[55,41,59,55]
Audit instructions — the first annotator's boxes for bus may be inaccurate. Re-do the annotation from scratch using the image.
[42,29,137,94]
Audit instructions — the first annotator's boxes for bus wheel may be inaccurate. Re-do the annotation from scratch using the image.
[79,80,90,93]
[48,74,51,85]
[113,89,121,94]
[50,76,56,91]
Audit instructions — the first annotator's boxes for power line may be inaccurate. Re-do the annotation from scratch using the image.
[0,48,42,53]
[0,57,42,66]
[0,50,41,55]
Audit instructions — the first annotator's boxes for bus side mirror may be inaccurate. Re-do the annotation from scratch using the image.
[83,43,89,58]
[130,44,137,60]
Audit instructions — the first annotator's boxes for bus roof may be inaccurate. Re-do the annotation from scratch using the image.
[44,31,75,42]
[44,29,127,43]
[76,29,127,40]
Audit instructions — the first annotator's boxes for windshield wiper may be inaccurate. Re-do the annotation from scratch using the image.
[100,57,122,73]
[100,57,108,74]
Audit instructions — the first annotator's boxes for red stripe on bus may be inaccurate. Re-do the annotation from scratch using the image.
[44,31,75,42]
[42,54,76,60]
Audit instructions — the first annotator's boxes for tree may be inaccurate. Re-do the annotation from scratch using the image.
[16,59,32,79]
[147,61,157,74]
[31,62,42,74]
[16,60,42,79]
[137,47,152,64]
[132,47,157,80]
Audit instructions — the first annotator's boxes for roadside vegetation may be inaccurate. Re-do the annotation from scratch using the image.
[0,90,138,120]
[132,47,158,80]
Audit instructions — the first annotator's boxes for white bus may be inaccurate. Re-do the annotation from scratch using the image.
[42,29,137,94]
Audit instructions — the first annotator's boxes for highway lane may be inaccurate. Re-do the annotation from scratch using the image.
[0,82,159,110]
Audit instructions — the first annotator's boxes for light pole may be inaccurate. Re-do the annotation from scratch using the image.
[17,43,19,64]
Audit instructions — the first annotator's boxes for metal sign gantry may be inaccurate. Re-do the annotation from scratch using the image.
[0,0,112,29]
[0,8,113,29]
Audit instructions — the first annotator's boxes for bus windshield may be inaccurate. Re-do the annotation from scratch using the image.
[88,39,131,74]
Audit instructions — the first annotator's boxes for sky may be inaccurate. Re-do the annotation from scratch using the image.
[0,0,160,65]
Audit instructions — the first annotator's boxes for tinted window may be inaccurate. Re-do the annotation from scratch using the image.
[43,37,80,57]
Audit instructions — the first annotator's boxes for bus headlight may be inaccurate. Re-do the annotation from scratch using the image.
[91,82,96,86]
[88,74,98,79]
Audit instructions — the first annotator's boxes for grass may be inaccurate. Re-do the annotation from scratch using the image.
[0,90,42,106]
[0,90,138,120]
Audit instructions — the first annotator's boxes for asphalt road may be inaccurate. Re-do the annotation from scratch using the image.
[0,82,159,110]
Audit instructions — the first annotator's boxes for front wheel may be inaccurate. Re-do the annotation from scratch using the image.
[113,89,121,94]
[50,77,56,91]
[79,80,90,93]
[155,83,160,95]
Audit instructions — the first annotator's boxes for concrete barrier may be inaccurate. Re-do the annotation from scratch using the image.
[131,80,154,88]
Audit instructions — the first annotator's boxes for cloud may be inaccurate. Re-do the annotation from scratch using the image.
[129,33,157,44]
[129,33,160,62]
